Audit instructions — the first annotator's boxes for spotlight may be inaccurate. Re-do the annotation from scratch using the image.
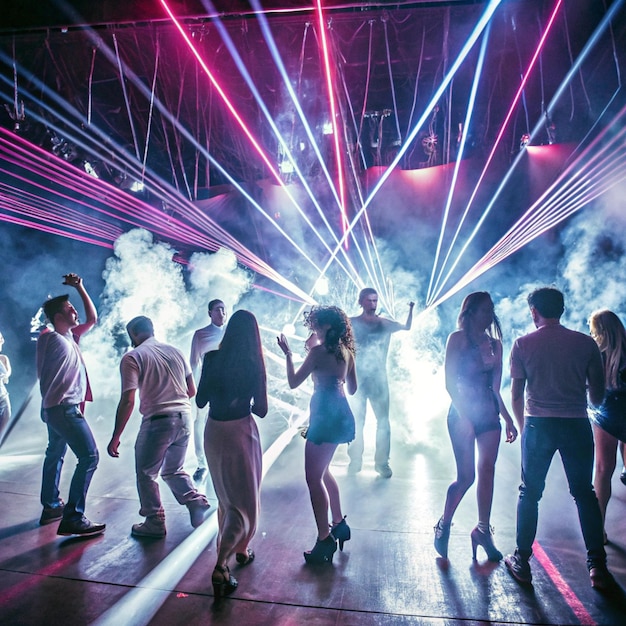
[282,323,296,337]
[30,307,48,341]
[83,161,99,178]
[520,133,530,149]
[314,277,329,296]
[322,122,333,135]
[279,160,294,174]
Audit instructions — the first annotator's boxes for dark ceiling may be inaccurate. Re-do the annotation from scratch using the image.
[1,1,479,31]
[0,0,624,297]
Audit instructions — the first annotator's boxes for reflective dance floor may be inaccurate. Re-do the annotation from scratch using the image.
[1,390,625,625]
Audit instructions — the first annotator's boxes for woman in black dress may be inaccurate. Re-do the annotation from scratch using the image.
[196,310,268,599]
[278,306,357,563]
[434,292,517,561]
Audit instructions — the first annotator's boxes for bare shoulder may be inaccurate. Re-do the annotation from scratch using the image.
[446,330,465,347]
[309,344,326,360]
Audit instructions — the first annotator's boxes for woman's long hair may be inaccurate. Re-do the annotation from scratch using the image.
[589,309,626,389]
[215,310,266,394]
[457,291,503,341]
[304,306,355,361]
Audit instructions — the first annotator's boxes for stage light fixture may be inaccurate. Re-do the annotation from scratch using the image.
[83,161,99,178]
[520,133,530,149]
[279,160,294,174]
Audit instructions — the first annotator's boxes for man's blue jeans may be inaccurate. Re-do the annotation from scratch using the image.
[516,417,606,569]
[41,404,99,522]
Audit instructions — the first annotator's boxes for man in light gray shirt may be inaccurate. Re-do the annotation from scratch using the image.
[505,287,613,591]
[108,316,210,538]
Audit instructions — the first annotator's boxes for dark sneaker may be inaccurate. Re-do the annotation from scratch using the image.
[505,551,532,584]
[131,517,166,538]
[40,503,65,525]
[590,566,616,591]
[57,517,106,537]
[375,463,393,479]
[193,467,207,483]
[187,498,211,528]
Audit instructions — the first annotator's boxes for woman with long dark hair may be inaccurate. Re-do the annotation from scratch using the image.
[278,305,357,564]
[196,310,268,599]
[434,292,517,561]
[588,309,626,543]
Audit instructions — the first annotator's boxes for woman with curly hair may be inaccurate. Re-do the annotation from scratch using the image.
[588,309,626,543]
[278,306,357,564]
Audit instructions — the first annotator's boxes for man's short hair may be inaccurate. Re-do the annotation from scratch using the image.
[126,315,154,338]
[358,288,378,305]
[42,294,69,323]
[208,299,224,312]
[527,287,564,319]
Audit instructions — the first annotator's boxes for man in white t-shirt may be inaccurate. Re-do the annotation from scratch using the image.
[37,273,105,537]
[189,299,226,483]
[107,316,210,538]
[349,288,414,478]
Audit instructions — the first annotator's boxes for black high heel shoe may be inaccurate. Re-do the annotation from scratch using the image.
[235,548,255,566]
[434,517,451,559]
[331,516,351,551]
[304,535,337,564]
[212,564,238,599]
[470,525,502,562]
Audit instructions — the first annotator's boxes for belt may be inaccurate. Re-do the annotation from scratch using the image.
[149,412,183,421]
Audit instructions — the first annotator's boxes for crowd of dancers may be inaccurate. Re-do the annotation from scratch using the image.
[4,272,623,602]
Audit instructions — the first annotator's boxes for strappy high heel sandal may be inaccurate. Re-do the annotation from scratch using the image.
[212,564,238,599]
[304,534,337,564]
[235,548,255,566]
[330,516,351,551]
[470,525,503,562]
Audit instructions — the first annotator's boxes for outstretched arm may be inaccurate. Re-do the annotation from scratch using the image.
[403,301,415,330]
[277,334,316,388]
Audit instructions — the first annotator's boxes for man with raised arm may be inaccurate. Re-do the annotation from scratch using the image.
[37,273,105,537]
[349,288,414,478]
